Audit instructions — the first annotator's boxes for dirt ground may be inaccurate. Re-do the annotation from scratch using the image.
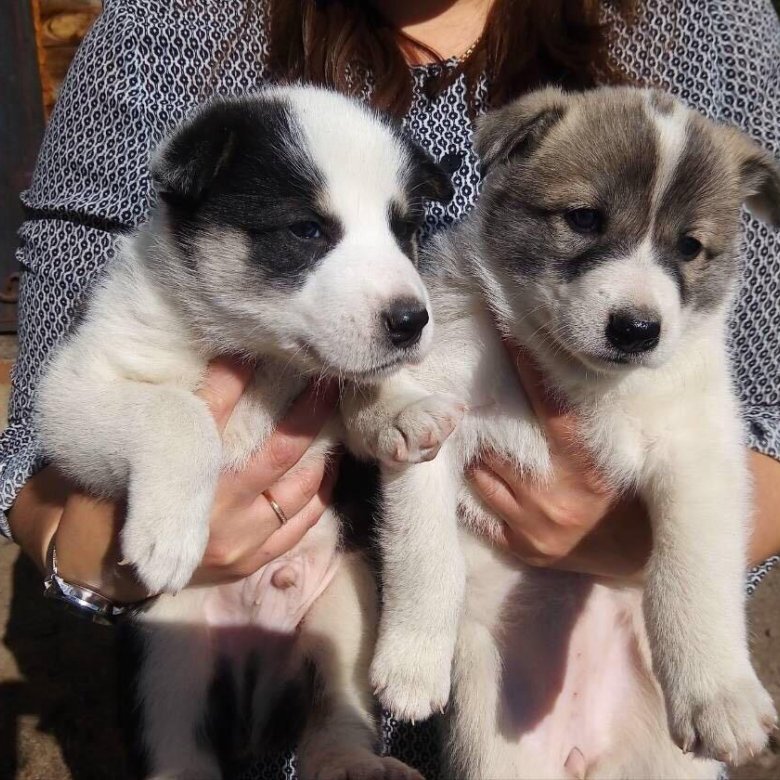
[0,332,778,780]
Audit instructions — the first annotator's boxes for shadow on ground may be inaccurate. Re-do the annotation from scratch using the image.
[0,545,130,780]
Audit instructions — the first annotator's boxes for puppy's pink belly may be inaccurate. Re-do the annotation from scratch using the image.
[201,547,340,659]
[502,584,643,776]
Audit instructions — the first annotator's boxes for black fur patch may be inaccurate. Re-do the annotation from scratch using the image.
[154,97,336,288]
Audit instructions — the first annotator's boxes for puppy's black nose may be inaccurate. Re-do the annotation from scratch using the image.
[606,312,661,353]
[384,303,429,348]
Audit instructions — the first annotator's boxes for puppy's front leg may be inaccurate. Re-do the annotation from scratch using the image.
[372,445,464,722]
[103,381,221,593]
[643,435,776,764]
[297,551,422,780]
[343,371,466,721]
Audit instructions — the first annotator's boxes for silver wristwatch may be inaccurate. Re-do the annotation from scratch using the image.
[43,537,158,625]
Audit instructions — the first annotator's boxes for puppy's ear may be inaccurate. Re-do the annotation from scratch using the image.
[475,87,571,173]
[719,127,780,227]
[406,143,457,204]
[151,101,243,208]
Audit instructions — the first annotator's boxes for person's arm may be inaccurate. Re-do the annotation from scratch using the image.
[1,0,275,544]
[704,0,780,586]
[8,360,339,601]
[748,452,780,566]
[0,1,151,544]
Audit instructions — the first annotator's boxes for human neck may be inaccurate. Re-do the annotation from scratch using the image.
[371,0,494,64]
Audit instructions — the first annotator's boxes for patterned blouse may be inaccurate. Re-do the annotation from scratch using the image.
[2,0,779,776]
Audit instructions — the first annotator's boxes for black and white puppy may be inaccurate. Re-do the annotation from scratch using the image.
[36,86,452,779]
[345,87,780,778]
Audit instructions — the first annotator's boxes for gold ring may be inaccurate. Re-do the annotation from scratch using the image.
[263,491,289,526]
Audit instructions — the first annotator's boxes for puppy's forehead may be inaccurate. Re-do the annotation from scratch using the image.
[655,111,741,235]
[532,92,659,208]
[283,89,411,220]
[533,90,738,228]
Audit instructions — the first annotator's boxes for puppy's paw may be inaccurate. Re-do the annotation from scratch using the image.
[121,498,211,593]
[310,752,423,780]
[669,670,777,765]
[370,632,453,722]
[374,394,465,467]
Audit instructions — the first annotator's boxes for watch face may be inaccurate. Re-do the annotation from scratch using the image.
[43,575,117,625]
[43,571,157,625]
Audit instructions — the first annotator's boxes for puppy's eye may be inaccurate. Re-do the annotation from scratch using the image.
[678,235,702,259]
[289,221,323,240]
[564,208,603,234]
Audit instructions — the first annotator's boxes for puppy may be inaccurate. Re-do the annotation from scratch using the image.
[345,86,780,778]
[36,86,452,779]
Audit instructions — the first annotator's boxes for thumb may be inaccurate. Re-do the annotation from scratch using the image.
[196,356,254,434]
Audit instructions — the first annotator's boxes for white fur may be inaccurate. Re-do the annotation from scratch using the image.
[647,95,689,212]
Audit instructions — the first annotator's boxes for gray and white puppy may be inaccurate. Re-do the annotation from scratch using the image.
[345,86,780,778]
[36,86,452,780]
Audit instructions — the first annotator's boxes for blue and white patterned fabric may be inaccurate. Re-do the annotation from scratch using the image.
[2,0,779,774]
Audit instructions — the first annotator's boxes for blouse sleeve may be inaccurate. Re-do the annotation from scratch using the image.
[0,0,269,539]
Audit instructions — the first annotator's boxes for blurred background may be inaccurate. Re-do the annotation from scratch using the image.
[0,2,778,778]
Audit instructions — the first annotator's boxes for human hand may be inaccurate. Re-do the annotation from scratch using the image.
[189,357,339,585]
[11,358,339,601]
[468,341,651,578]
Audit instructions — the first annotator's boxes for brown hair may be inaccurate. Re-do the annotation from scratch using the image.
[266,0,638,118]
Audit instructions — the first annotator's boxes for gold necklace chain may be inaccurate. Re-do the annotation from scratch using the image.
[455,35,482,64]
[455,33,483,65]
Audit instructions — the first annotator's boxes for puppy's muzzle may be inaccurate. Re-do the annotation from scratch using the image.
[384,301,429,348]
[606,311,661,354]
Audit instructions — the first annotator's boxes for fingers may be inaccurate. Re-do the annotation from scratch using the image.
[194,454,339,584]
[468,459,543,541]
[254,453,331,527]
[468,458,571,565]
[242,380,339,492]
[247,462,338,569]
[196,356,255,433]
[477,448,527,486]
